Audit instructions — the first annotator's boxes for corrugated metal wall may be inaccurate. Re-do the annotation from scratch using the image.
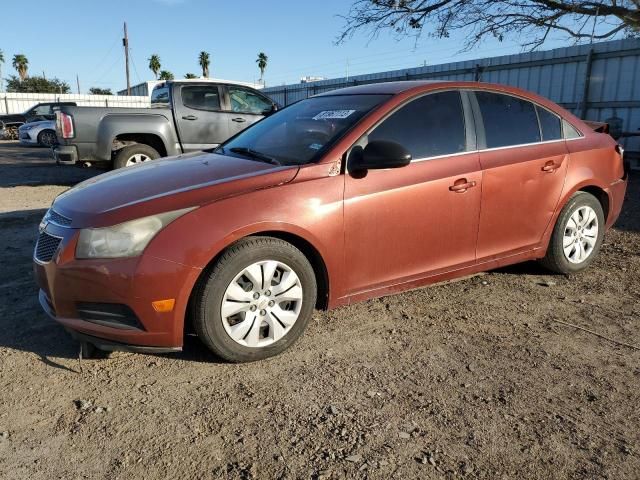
[263,38,640,154]
[0,93,150,115]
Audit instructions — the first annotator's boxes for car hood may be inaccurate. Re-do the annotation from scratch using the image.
[53,151,299,228]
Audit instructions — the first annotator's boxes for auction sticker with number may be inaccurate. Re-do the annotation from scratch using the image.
[312,110,356,120]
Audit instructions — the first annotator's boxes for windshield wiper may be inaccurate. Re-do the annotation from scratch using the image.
[229,147,281,166]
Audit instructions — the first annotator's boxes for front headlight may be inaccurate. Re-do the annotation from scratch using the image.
[21,125,35,131]
[76,208,193,259]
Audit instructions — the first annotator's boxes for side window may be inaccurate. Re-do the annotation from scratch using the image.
[30,105,51,117]
[181,85,221,111]
[563,119,583,139]
[228,87,272,114]
[476,92,541,148]
[151,86,170,107]
[536,106,562,141]
[368,91,466,159]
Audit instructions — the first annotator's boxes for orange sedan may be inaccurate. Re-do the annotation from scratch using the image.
[33,81,628,362]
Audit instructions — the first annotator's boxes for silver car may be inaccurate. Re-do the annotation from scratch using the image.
[18,120,58,147]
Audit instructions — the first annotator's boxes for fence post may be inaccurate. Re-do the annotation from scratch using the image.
[284,88,288,106]
[579,49,594,119]
[3,96,8,115]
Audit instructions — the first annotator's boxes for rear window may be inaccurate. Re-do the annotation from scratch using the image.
[476,91,541,148]
[536,106,562,141]
[151,85,170,107]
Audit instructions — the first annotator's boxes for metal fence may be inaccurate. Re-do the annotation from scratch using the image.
[263,38,640,156]
[0,93,150,115]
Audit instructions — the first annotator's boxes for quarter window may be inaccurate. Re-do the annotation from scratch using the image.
[368,91,466,159]
[181,85,221,111]
[476,92,541,148]
[536,106,562,141]
[228,86,272,114]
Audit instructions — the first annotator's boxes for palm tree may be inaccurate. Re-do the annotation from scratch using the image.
[159,70,174,80]
[184,73,198,79]
[12,54,28,81]
[198,51,210,78]
[148,54,161,80]
[0,49,4,92]
[256,52,268,82]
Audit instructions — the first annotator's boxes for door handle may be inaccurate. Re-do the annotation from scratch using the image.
[232,117,247,123]
[449,179,477,193]
[182,115,198,121]
[542,161,559,172]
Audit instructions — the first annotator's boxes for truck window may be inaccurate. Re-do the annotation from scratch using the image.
[151,85,171,107]
[228,86,272,114]
[181,85,221,111]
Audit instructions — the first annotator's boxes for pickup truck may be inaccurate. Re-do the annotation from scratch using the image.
[0,102,76,140]
[53,80,277,168]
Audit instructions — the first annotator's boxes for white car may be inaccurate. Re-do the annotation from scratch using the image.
[18,120,58,147]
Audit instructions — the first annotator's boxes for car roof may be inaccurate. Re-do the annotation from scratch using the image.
[314,80,449,96]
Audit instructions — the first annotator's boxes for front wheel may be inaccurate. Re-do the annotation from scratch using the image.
[540,191,605,274]
[37,129,57,147]
[113,144,160,169]
[192,237,317,362]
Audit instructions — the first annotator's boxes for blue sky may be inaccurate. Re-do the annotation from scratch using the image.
[0,0,611,93]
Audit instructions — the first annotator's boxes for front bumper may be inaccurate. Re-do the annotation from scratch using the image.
[19,131,38,145]
[52,144,78,165]
[33,221,202,350]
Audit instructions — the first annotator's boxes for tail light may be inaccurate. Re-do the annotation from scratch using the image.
[56,111,74,139]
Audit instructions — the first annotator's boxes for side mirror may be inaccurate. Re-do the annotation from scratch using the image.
[262,103,278,116]
[351,140,412,171]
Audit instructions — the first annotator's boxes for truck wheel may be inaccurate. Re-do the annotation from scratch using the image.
[113,144,160,169]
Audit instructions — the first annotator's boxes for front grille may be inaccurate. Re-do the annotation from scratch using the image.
[35,231,62,263]
[49,209,72,226]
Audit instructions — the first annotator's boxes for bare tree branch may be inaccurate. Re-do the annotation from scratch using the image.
[338,0,640,50]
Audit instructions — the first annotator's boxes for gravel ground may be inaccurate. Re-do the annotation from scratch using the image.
[0,140,638,480]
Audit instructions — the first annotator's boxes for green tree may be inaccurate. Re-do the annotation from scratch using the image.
[184,73,198,79]
[89,87,113,95]
[159,70,174,80]
[340,0,640,50]
[6,75,70,93]
[148,54,161,79]
[12,54,28,81]
[198,51,210,78]
[256,52,268,82]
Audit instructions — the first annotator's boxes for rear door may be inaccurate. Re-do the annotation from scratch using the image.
[223,85,272,136]
[472,91,568,260]
[173,83,229,151]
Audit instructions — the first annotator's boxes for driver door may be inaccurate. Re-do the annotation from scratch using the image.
[223,85,273,136]
[344,90,482,295]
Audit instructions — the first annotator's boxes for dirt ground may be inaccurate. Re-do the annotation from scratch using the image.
[0,140,638,480]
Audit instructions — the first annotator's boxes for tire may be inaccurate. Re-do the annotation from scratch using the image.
[192,237,317,363]
[113,144,160,169]
[37,129,57,147]
[540,191,605,274]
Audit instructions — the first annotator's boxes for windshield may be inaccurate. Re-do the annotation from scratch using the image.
[218,94,390,166]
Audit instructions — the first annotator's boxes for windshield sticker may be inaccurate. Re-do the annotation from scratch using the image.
[308,143,323,150]
[312,109,356,120]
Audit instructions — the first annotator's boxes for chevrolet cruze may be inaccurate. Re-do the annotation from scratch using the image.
[33,81,628,362]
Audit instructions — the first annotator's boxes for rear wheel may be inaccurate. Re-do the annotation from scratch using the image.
[113,144,160,169]
[192,237,317,362]
[541,191,604,274]
[37,129,57,147]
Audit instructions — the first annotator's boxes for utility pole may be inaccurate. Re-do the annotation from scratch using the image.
[76,74,81,94]
[123,22,131,95]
